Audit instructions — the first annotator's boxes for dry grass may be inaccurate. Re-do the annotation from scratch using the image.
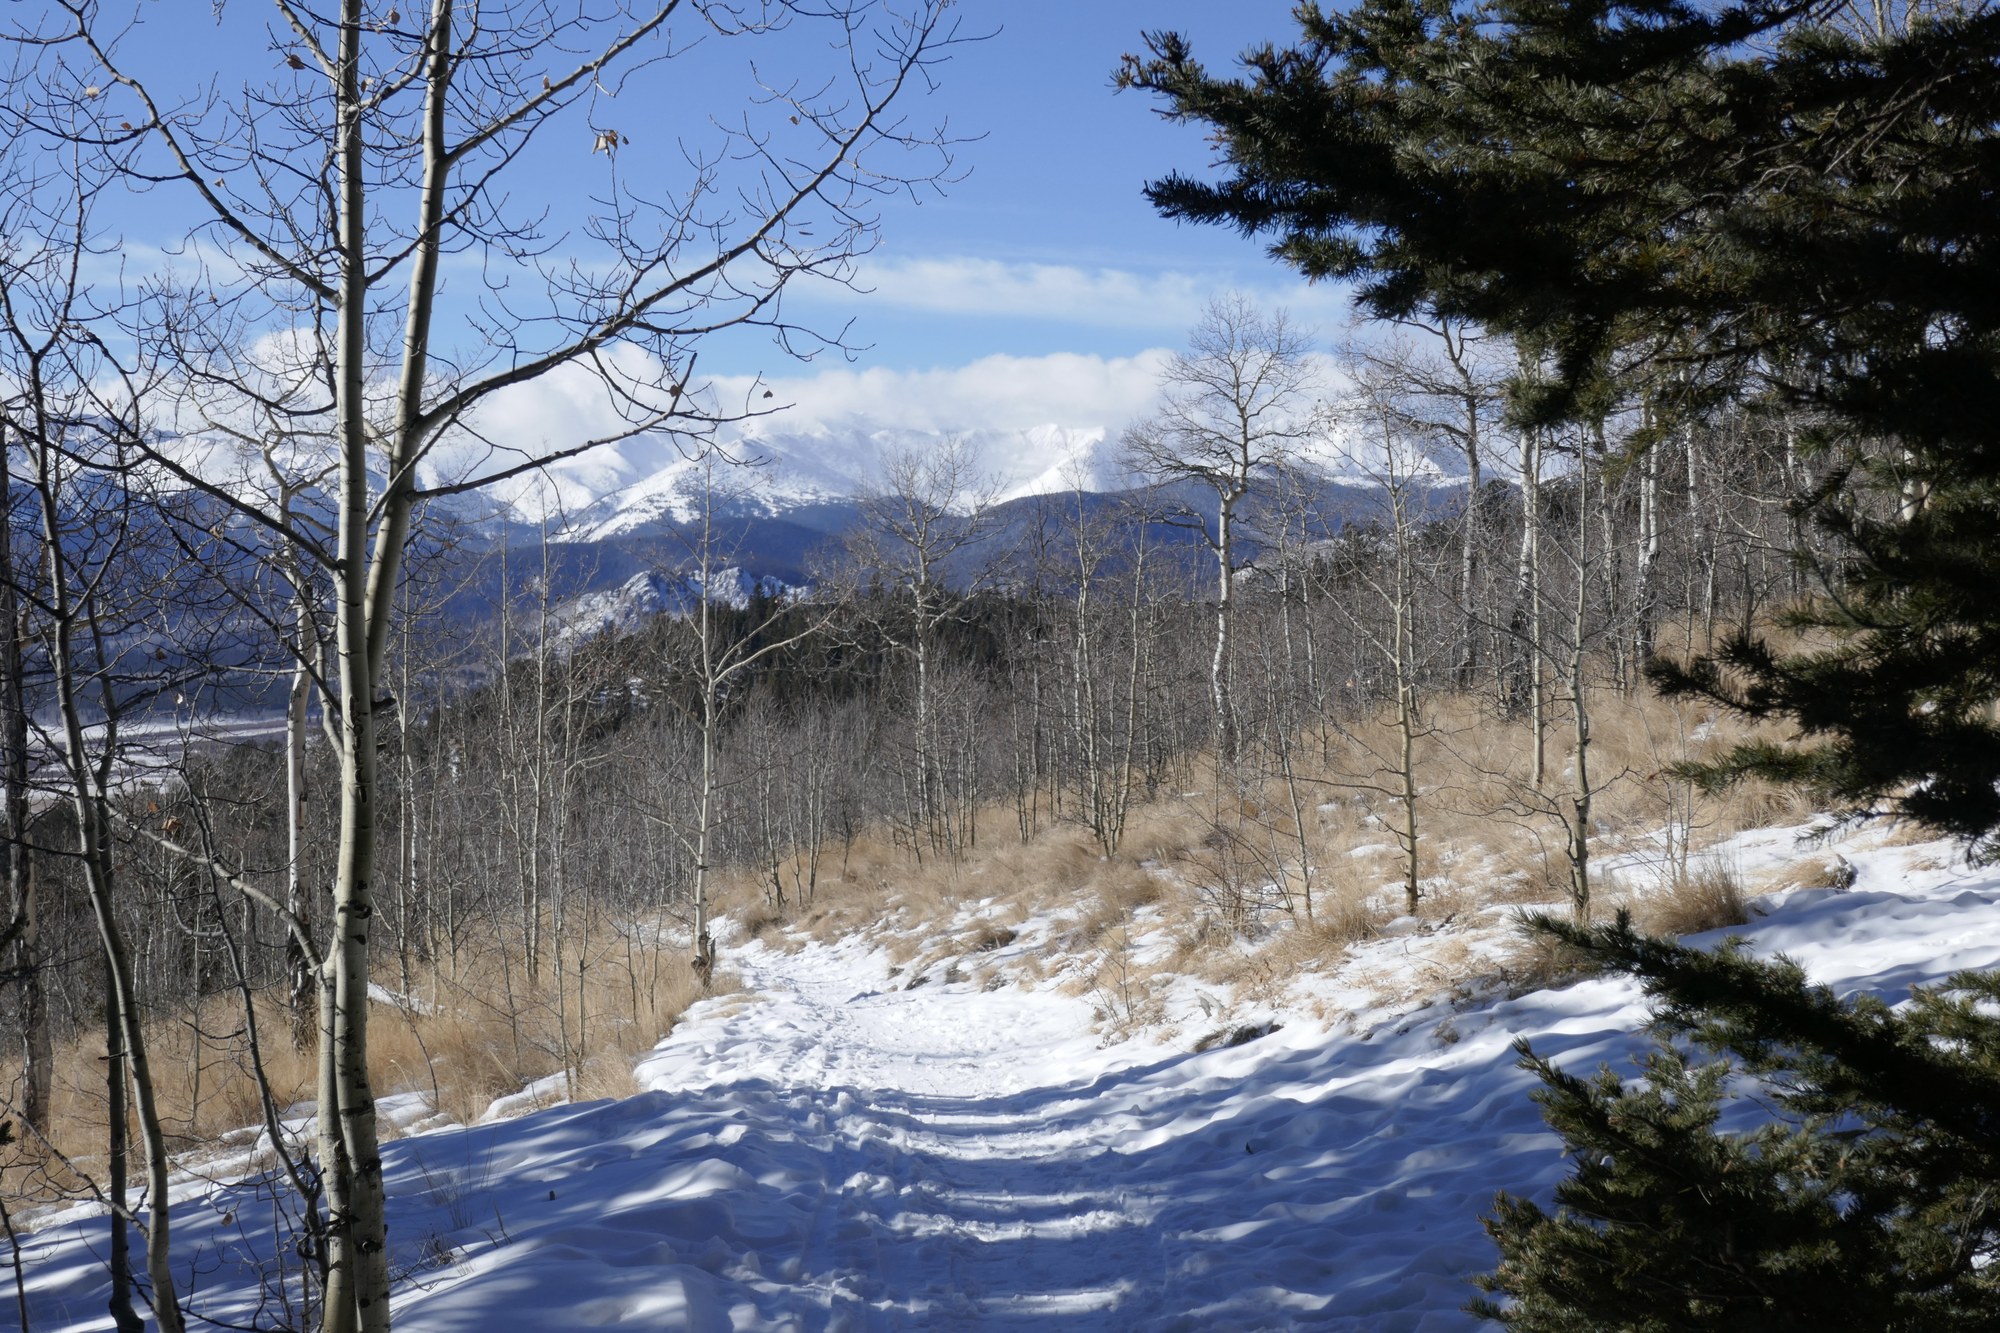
[1496,925,1604,995]
[1635,861,1752,937]
[2,920,714,1216]
[1754,848,1862,897]
[1872,818,1941,849]
[709,674,1790,1035]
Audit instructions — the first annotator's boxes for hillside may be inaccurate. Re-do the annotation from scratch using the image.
[15,809,1970,1330]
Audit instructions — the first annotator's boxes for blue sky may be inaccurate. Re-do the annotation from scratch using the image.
[763,0,1349,435]
[83,0,1335,443]
[792,0,1346,369]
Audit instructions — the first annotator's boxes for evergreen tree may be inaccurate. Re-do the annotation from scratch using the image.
[1471,915,2000,1331]
[1120,0,2000,852]
[1125,3,2000,1324]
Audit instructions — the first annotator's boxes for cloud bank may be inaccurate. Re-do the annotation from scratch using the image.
[704,349,1174,437]
[837,256,1353,334]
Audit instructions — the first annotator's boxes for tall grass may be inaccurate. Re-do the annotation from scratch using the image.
[3,920,712,1219]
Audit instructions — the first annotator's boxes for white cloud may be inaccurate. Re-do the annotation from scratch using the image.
[705,349,1174,437]
[423,349,1184,523]
[838,256,1352,332]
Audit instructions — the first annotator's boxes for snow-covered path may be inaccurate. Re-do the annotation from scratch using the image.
[20,829,2000,1331]
[394,928,1573,1332]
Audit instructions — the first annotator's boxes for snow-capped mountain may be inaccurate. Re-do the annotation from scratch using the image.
[472,411,1471,547]
[494,422,1132,543]
[41,415,1469,672]
[547,567,795,646]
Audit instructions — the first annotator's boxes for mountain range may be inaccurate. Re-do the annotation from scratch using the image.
[411,420,1475,635]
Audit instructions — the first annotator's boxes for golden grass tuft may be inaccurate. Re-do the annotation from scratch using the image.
[1496,923,1603,994]
[1635,860,1752,938]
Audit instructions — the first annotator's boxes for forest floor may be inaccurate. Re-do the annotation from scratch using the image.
[16,816,1997,1330]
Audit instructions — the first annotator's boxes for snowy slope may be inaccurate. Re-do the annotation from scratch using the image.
[532,423,1128,544]
[516,419,1452,544]
[18,823,1988,1331]
[546,567,795,646]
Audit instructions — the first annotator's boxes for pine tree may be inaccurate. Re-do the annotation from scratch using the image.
[1471,915,2000,1331]
[1120,0,2000,850]
[1124,3,2000,1324]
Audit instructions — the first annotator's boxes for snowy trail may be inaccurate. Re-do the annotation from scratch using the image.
[20,830,2000,1331]
[626,938,1183,1327]
[377,931,1658,1332]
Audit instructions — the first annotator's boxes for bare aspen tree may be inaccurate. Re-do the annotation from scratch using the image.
[1242,459,1345,920]
[743,693,839,913]
[1342,319,1507,690]
[263,465,335,1048]
[0,444,41,1134]
[1058,477,1152,857]
[1513,422,1548,791]
[19,416,188,1333]
[1633,400,1664,668]
[19,3,966,1327]
[1244,581,1319,921]
[0,31,69,1151]
[488,534,615,1089]
[1509,416,1630,922]
[1563,428,1599,920]
[545,634,610,1093]
[848,440,997,858]
[1330,379,1440,917]
[1124,296,1315,769]
[500,533,572,990]
[658,458,828,986]
[1000,491,1059,841]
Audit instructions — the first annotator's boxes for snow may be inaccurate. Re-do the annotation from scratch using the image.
[16,822,1998,1330]
[539,424,1128,542]
[547,567,795,647]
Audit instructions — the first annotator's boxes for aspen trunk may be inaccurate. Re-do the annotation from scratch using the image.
[1212,496,1238,767]
[104,975,142,1333]
[1568,453,1594,921]
[31,419,185,1333]
[1514,427,1546,790]
[319,5,399,1325]
[1457,411,1483,691]
[1634,413,1659,667]
[0,449,46,1132]
[286,590,314,1050]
